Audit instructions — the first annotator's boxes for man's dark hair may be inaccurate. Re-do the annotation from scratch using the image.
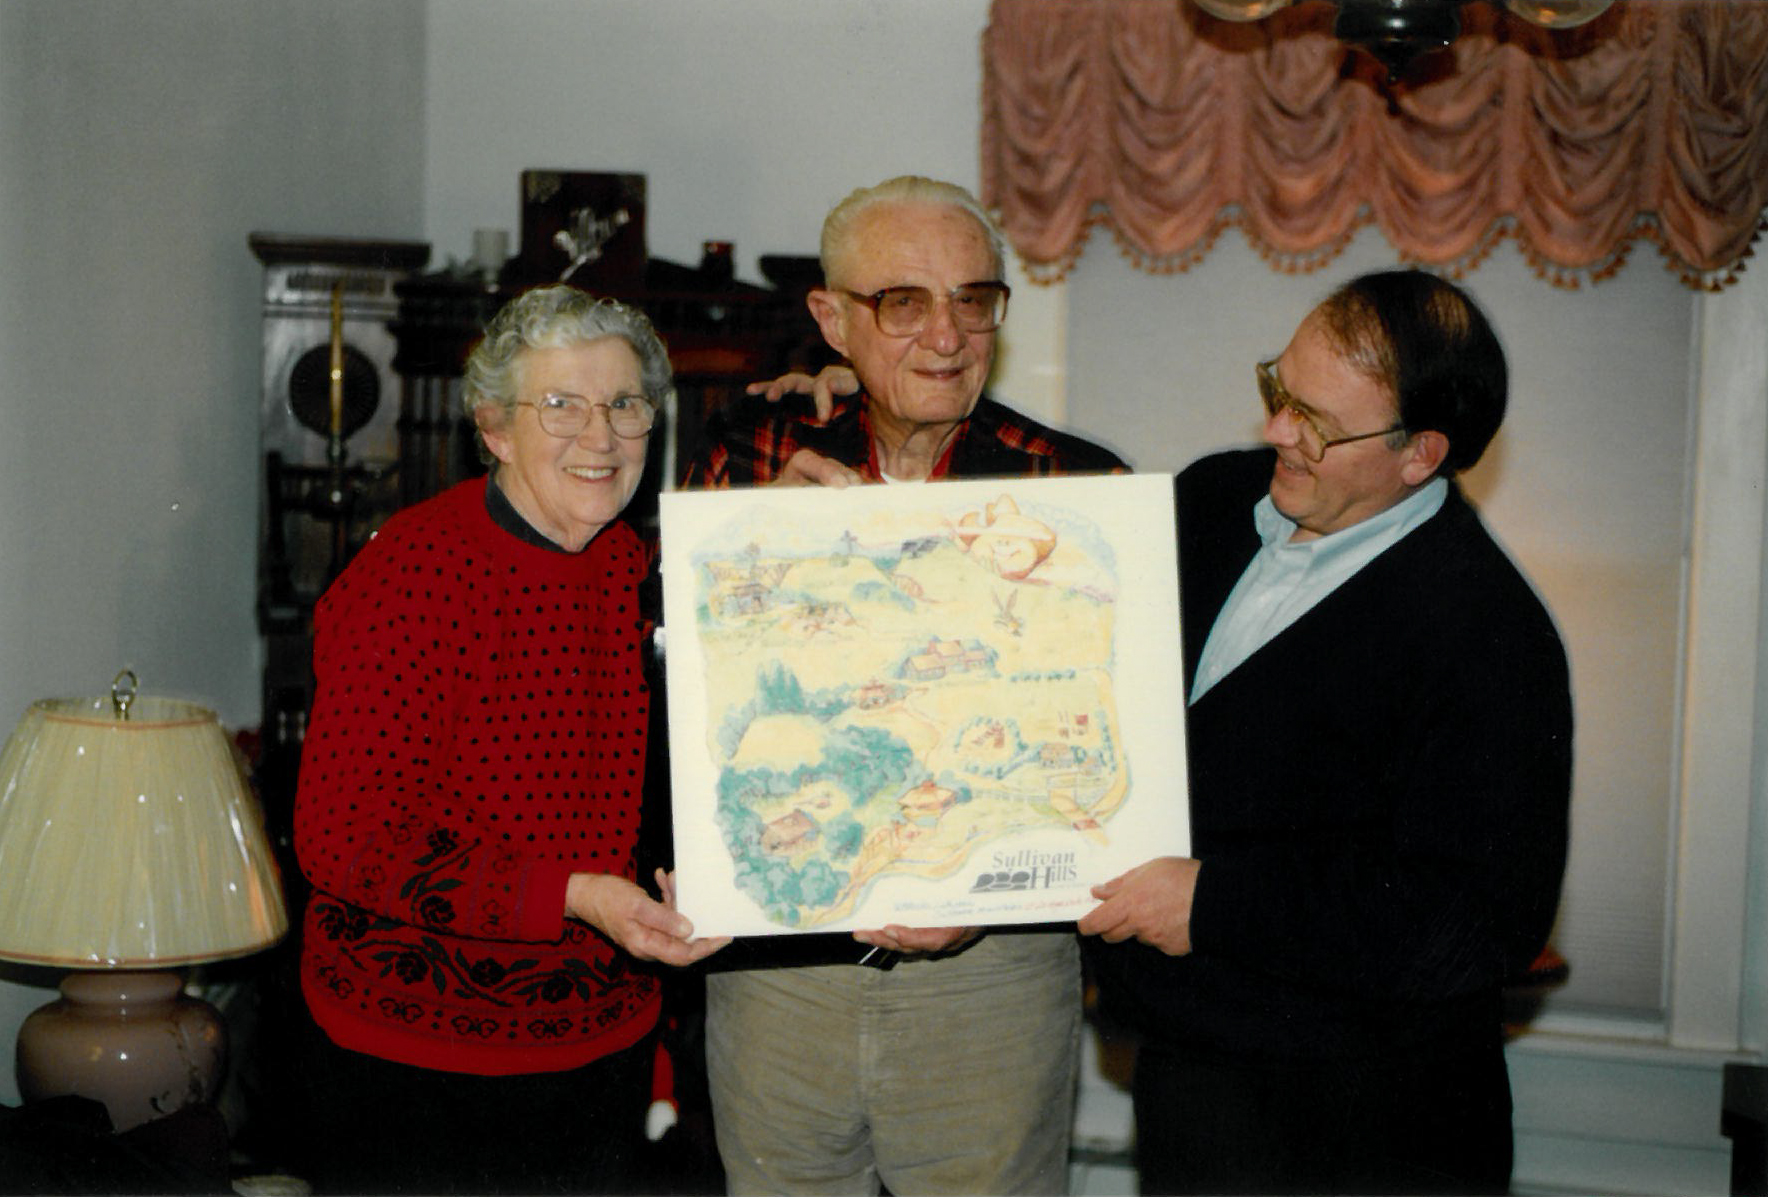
[1316,269,1507,476]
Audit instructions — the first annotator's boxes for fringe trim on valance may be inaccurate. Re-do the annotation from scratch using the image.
[983,0,1768,292]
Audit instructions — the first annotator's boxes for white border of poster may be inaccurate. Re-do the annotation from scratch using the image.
[661,472,1189,938]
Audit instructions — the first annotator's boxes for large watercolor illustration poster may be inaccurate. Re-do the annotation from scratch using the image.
[660,473,1189,937]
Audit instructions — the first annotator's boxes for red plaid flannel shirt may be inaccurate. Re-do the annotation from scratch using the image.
[680,392,1128,487]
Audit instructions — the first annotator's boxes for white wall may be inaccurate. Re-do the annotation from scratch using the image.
[0,0,427,730]
[422,0,1065,428]
[424,0,993,285]
[0,0,427,1106]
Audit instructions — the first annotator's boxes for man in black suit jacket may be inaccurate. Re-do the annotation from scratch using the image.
[1081,270,1573,1195]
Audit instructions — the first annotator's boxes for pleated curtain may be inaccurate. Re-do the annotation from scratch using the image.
[981,0,1768,289]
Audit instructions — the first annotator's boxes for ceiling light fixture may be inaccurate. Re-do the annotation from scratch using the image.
[1190,0,1616,80]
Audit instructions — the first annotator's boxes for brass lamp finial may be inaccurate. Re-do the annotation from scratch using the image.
[109,669,138,721]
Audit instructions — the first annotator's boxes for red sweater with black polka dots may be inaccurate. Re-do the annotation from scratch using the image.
[294,476,660,1075]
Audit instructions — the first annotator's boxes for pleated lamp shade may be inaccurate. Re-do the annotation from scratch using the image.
[0,691,287,968]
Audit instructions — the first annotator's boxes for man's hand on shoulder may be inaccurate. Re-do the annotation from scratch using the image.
[738,363,865,487]
[1077,856,1200,956]
[745,365,859,425]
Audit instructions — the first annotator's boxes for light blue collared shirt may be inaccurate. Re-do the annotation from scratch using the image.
[1189,478,1448,704]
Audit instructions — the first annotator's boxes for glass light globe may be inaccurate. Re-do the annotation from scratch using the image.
[1191,0,1295,21]
[1502,0,1615,29]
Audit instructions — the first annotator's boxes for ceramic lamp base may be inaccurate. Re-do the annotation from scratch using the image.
[16,970,226,1131]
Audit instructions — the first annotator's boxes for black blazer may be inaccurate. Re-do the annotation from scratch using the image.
[1092,449,1573,1064]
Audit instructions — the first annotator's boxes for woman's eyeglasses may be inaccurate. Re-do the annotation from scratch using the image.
[520,393,656,439]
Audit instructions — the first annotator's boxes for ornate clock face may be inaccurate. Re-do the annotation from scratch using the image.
[287,341,381,440]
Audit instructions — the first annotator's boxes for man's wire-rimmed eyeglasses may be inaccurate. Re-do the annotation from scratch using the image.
[1257,358,1403,462]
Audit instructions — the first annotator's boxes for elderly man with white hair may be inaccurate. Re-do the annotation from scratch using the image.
[683,175,1126,1196]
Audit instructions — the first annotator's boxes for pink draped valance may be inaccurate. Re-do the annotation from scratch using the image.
[980,0,1768,289]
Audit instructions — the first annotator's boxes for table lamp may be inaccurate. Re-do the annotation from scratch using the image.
[0,671,287,1131]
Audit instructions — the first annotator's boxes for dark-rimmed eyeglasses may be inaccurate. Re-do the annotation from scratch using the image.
[840,282,1011,336]
[518,392,656,440]
[1256,359,1403,462]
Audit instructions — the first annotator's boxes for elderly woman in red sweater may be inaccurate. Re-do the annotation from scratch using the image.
[288,284,725,1195]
